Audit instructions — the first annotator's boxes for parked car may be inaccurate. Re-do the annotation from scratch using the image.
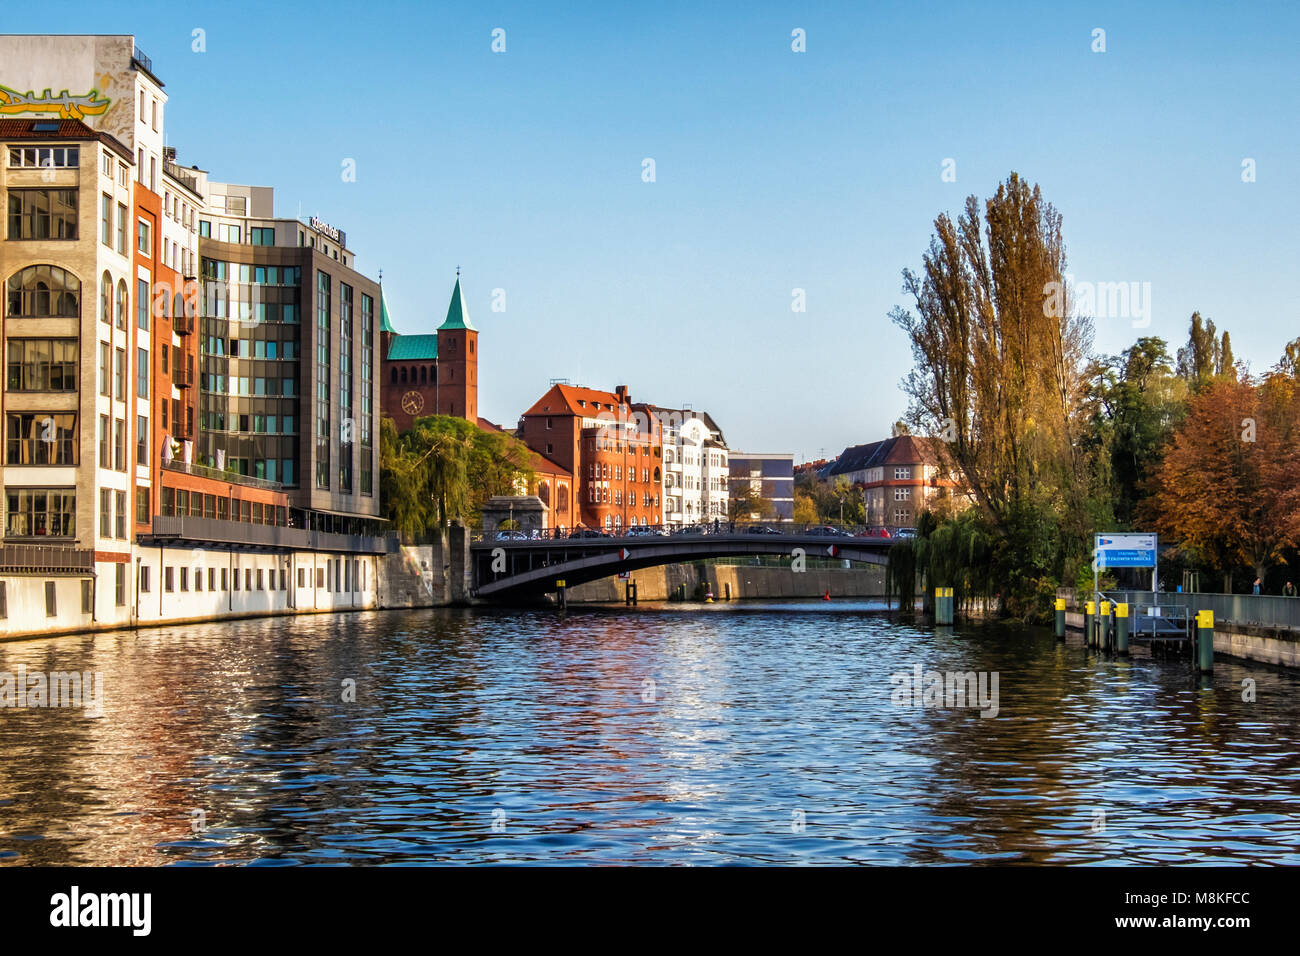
[673,525,706,536]
[806,525,851,537]
[894,527,917,539]
[628,526,669,537]
[571,528,611,539]
[856,527,891,538]
[745,525,782,535]
[494,530,529,540]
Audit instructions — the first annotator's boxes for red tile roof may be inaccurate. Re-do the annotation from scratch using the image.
[522,383,631,418]
[0,118,133,159]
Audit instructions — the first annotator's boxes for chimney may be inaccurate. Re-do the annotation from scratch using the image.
[615,384,629,404]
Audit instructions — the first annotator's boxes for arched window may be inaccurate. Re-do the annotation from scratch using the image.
[431,365,437,384]
[7,265,81,317]
[419,366,426,384]
[653,467,661,483]
[538,483,550,507]
[114,279,128,328]
[604,515,612,530]
[100,272,112,324]
[390,368,397,384]
[400,367,407,384]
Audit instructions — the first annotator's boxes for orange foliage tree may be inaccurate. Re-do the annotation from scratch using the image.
[1141,375,1300,590]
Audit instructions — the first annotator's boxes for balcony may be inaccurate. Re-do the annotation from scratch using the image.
[147,515,389,554]
[174,366,193,388]
[0,543,95,573]
[163,160,199,196]
[161,458,283,492]
[173,313,193,335]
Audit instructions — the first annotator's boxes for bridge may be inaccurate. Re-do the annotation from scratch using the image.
[471,526,897,600]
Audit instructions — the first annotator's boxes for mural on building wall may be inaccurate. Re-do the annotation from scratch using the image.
[0,84,111,120]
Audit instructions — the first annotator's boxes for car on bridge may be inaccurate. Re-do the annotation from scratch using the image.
[571,528,612,538]
[494,530,530,540]
[855,527,891,538]
[627,526,670,537]
[895,528,917,539]
[805,525,852,537]
[745,525,782,535]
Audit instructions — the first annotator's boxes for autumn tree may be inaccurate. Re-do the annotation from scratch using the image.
[890,173,1096,609]
[1176,311,1235,389]
[1141,376,1300,590]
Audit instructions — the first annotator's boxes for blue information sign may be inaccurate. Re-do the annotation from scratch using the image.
[1095,533,1157,569]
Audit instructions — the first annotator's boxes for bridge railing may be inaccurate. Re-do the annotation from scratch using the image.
[473,521,907,544]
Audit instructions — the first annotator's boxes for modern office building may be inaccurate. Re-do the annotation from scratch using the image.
[0,35,386,637]
[728,452,794,523]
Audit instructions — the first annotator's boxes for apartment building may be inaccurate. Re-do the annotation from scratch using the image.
[0,35,386,636]
[643,406,729,527]
[821,434,955,528]
[518,383,662,532]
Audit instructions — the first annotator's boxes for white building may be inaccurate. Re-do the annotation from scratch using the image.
[653,408,728,527]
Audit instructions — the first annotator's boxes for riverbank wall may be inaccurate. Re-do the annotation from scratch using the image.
[1064,611,1300,669]
[566,563,888,603]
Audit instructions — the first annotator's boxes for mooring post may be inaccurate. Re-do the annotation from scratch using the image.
[632,580,638,606]
[1054,598,1066,639]
[1084,601,1095,647]
[557,579,567,611]
[724,581,731,601]
[1115,602,1130,655]
[1100,601,1111,650]
[935,587,953,625]
[1196,609,1214,672]
[625,580,631,606]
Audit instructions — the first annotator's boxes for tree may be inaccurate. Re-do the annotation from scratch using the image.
[890,173,1096,608]
[729,485,777,523]
[1141,376,1300,590]
[793,492,818,525]
[1176,312,1235,389]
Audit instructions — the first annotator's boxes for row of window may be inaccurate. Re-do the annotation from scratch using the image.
[587,463,660,483]
[588,487,661,507]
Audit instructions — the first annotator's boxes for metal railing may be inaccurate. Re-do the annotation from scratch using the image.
[1102,590,1300,633]
[148,515,387,554]
[161,458,284,491]
[473,521,903,544]
[0,543,95,573]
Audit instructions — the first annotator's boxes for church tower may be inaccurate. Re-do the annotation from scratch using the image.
[435,274,478,423]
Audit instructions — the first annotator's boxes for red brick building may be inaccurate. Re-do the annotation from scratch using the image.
[518,383,662,531]
[379,275,477,433]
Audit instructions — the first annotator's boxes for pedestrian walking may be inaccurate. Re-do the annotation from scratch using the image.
[1252,578,1262,595]
[1284,581,1297,597]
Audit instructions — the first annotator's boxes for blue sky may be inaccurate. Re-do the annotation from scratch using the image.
[19,1,1300,461]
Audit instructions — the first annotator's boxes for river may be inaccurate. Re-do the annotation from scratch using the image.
[1,600,1297,865]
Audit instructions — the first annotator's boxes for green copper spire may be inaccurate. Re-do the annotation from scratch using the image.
[380,291,396,334]
[438,274,476,332]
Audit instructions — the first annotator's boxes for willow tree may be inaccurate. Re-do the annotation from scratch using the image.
[890,174,1094,556]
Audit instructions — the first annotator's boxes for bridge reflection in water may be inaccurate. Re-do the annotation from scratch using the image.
[472,525,894,599]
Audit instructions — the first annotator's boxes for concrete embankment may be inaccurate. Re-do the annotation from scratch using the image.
[566,563,887,603]
[1064,611,1300,669]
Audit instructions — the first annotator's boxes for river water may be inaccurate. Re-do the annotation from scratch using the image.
[1,601,1297,865]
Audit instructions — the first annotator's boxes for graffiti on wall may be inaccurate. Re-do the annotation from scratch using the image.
[0,84,111,121]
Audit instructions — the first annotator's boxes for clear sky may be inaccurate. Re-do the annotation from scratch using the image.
[14,2,1299,462]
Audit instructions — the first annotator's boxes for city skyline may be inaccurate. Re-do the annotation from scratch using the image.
[4,1,1297,461]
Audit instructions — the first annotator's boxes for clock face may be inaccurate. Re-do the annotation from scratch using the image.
[401,390,425,415]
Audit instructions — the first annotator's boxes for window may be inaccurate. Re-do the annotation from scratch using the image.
[114,418,126,471]
[894,467,912,480]
[45,581,57,617]
[100,488,111,536]
[198,220,210,237]
[7,146,79,168]
[7,339,77,391]
[221,568,228,590]
[895,509,910,524]
[194,568,203,592]
[180,567,189,591]
[165,566,174,592]
[894,487,910,501]
[208,568,216,591]
[5,488,76,537]
[114,348,126,400]
[116,203,127,253]
[102,152,113,178]
[6,413,77,465]
[246,569,253,591]
[137,219,151,255]
[257,569,264,590]
[137,487,149,523]
[137,414,148,466]
[137,279,150,330]
[5,265,80,317]
[115,490,126,538]
[250,227,275,245]
[137,347,149,397]
[7,189,78,240]
[140,565,151,593]
[114,563,126,606]
[115,279,127,328]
